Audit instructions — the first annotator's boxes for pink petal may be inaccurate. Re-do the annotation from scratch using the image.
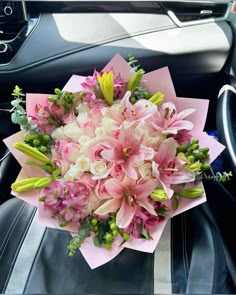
[161,168,195,185]
[95,198,121,215]
[176,108,195,120]
[169,120,193,131]
[137,198,157,216]
[140,145,155,160]
[134,99,157,120]
[159,178,174,198]
[105,178,124,198]
[101,148,120,162]
[116,199,136,228]
[123,162,138,179]
[134,179,158,199]
[155,138,177,166]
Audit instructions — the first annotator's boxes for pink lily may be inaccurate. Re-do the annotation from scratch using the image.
[151,102,195,135]
[101,124,154,179]
[95,177,158,228]
[104,91,157,127]
[152,138,195,198]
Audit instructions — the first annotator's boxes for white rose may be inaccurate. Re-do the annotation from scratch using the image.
[138,162,153,180]
[95,127,106,138]
[79,135,92,146]
[64,164,81,181]
[75,155,90,172]
[90,161,110,180]
[63,122,82,142]
[51,127,66,140]
[76,102,90,124]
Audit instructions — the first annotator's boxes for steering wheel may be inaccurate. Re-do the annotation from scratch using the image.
[216,85,236,177]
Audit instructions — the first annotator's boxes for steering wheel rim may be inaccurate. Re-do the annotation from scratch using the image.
[216,85,236,177]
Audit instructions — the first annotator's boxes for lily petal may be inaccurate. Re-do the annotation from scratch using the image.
[105,178,124,198]
[116,198,136,228]
[95,198,121,215]
[155,138,177,166]
[137,198,157,216]
[134,179,157,199]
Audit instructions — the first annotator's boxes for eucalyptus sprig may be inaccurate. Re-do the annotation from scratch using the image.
[10,85,36,131]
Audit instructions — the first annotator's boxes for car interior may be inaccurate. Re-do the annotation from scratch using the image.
[0,0,236,294]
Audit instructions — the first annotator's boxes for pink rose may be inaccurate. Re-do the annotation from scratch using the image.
[95,178,112,199]
[110,163,124,181]
[61,142,80,163]
[88,142,111,161]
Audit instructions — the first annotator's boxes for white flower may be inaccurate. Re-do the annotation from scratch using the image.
[76,102,90,124]
[138,162,153,180]
[95,127,106,138]
[64,164,81,181]
[75,155,90,172]
[63,122,82,142]
[51,127,66,140]
[90,161,111,180]
[79,135,92,146]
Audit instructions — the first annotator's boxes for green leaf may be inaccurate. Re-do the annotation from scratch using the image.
[172,196,179,211]
[97,220,110,243]
[39,196,46,202]
[11,112,20,124]
[11,99,20,107]
[94,236,101,247]
[156,206,168,217]
[59,221,70,227]
[25,161,54,173]
[16,105,26,114]
[140,224,153,240]
[53,168,61,178]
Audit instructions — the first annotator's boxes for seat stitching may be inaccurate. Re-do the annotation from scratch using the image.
[2,208,36,293]
[0,202,26,258]
[182,214,188,284]
[23,228,47,293]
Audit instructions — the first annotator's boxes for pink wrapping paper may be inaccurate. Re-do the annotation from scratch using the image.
[4,54,225,269]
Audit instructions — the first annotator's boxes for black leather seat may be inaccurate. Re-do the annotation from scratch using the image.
[0,154,236,294]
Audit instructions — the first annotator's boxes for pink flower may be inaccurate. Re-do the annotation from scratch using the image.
[95,177,112,199]
[110,163,125,181]
[59,181,91,224]
[88,141,112,162]
[151,102,195,135]
[41,180,63,213]
[102,124,154,179]
[152,137,195,198]
[125,202,165,238]
[95,177,157,228]
[55,139,69,155]
[61,142,80,163]
[173,129,192,145]
[104,91,157,127]
[30,102,66,133]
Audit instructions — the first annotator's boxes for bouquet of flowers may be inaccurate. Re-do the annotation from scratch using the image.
[4,54,228,269]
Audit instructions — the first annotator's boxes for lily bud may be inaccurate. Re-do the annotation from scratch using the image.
[97,71,114,106]
[11,177,42,192]
[34,177,53,189]
[177,187,204,198]
[186,162,202,172]
[127,69,144,93]
[148,92,164,106]
[151,188,168,201]
[14,142,52,165]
